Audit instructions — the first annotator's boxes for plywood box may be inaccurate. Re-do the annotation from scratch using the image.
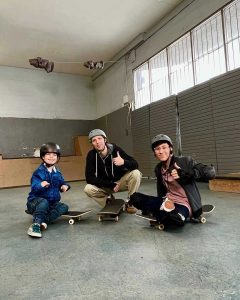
[0,136,92,188]
[209,173,240,194]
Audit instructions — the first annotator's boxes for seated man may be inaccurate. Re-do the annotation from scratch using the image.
[84,129,142,213]
[129,134,215,226]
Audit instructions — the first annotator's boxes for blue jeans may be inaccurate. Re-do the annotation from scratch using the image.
[27,198,69,224]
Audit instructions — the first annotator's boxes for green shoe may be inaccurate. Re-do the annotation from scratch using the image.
[27,223,42,238]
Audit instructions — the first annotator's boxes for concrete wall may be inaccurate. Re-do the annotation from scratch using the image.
[0,118,94,158]
[0,66,96,157]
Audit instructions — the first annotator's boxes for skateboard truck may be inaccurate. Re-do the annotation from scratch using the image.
[97,198,125,222]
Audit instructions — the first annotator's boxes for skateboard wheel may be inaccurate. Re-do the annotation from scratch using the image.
[98,216,103,222]
[156,224,164,230]
[78,217,81,221]
[115,216,119,222]
[69,219,75,225]
[200,217,207,224]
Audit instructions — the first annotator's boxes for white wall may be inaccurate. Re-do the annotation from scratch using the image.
[94,0,230,118]
[0,66,95,120]
[94,60,129,118]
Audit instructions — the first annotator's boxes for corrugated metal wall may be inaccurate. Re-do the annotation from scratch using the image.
[95,106,134,156]
[131,68,240,176]
[210,69,240,173]
[178,83,218,167]
[132,106,152,176]
[149,96,178,175]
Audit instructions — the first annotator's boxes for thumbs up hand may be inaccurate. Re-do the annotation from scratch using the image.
[171,162,181,179]
[113,151,124,166]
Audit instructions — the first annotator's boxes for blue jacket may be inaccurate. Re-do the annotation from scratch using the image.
[27,163,70,203]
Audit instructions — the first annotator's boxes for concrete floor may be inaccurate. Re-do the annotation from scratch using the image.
[0,180,240,300]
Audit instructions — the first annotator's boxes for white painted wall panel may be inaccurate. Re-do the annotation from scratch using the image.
[0,66,95,120]
[94,60,130,119]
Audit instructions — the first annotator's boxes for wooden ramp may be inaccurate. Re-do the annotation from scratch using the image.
[209,173,240,193]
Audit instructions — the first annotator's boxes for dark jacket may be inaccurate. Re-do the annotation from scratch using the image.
[28,163,70,203]
[154,155,215,218]
[85,143,138,190]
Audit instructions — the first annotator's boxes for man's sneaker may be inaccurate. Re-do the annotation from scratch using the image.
[40,223,47,230]
[27,223,42,238]
[125,203,137,214]
[169,212,185,226]
[160,198,175,212]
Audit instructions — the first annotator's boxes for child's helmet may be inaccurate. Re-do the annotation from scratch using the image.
[88,129,107,142]
[151,134,173,151]
[40,142,61,158]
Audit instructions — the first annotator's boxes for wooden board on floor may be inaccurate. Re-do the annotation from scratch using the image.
[209,174,240,193]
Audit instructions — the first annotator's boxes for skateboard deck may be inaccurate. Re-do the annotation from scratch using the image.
[202,204,215,214]
[135,213,165,230]
[135,204,215,229]
[62,210,92,224]
[97,198,125,222]
[25,209,92,225]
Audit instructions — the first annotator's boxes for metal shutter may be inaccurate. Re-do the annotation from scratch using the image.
[210,68,240,173]
[178,82,218,168]
[149,96,178,174]
[132,105,152,176]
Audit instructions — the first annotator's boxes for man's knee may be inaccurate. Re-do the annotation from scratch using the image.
[130,169,142,181]
[84,184,96,197]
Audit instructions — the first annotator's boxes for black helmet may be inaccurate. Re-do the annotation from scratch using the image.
[151,134,173,151]
[40,142,61,158]
[88,129,107,142]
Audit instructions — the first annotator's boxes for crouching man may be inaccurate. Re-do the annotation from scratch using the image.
[84,129,142,213]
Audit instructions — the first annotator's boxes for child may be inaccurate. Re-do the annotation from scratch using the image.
[26,142,70,238]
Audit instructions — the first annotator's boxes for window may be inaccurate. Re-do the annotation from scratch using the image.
[149,49,170,102]
[224,0,240,70]
[168,33,194,94]
[133,0,240,110]
[133,63,150,109]
[191,12,226,84]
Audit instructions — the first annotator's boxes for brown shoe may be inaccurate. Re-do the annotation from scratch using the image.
[126,205,137,214]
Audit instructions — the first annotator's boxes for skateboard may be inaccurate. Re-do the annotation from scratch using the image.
[25,209,92,225]
[62,210,92,225]
[135,213,165,230]
[135,204,215,230]
[97,198,125,222]
[190,204,215,224]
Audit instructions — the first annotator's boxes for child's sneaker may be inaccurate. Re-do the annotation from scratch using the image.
[27,223,42,238]
[40,223,47,230]
[160,198,175,212]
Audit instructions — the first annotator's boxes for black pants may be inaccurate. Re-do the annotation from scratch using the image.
[129,192,189,225]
